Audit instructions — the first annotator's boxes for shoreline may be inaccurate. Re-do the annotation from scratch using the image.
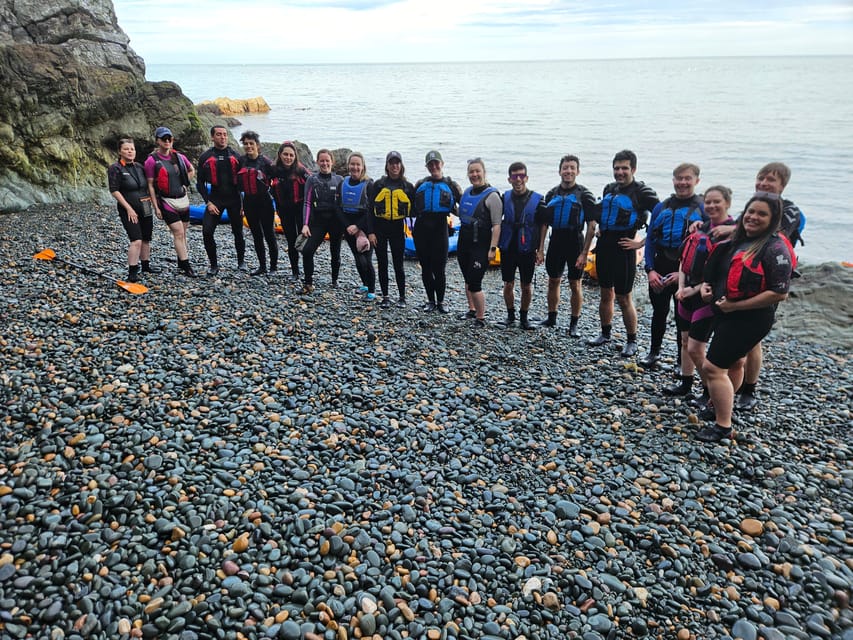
[1,203,850,639]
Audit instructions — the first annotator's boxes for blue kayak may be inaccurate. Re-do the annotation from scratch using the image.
[404,217,460,258]
[189,204,230,224]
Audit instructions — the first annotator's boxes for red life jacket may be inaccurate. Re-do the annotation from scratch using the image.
[237,167,268,195]
[202,151,239,188]
[726,245,769,301]
[272,170,307,205]
[150,151,189,198]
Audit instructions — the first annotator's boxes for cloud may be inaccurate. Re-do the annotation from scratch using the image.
[113,0,853,64]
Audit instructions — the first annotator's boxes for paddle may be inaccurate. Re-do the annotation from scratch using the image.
[33,249,149,295]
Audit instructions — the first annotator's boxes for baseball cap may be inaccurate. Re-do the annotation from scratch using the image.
[386,150,402,163]
[154,126,173,139]
[425,150,443,164]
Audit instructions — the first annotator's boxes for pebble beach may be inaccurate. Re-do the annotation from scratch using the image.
[1,204,851,640]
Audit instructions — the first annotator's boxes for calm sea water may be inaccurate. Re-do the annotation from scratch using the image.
[148,57,853,264]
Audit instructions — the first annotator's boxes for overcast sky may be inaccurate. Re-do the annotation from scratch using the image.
[113,0,853,65]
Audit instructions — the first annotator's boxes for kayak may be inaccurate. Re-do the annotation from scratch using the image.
[189,203,284,233]
[189,204,230,224]
[403,216,460,258]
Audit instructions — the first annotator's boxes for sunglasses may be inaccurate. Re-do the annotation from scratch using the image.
[509,173,527,181]
[753,190,781,200]
[159,135,173,141]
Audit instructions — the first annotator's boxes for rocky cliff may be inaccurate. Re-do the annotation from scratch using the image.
[0,0,215,211]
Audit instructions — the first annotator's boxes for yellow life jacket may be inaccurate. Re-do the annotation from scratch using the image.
[374,187,411,221]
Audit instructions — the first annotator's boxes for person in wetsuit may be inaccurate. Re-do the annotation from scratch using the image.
[456,157,502,328]
[271,141,310,282]
[697,192,793,442]
[640,163,705,369]
[587,149,659,357]
[144,126,197,277]
[337,152,376,300]
[412,150,463,314]
[497,161,547,330]
[301,148,344,294]
[537,154,598,337]
[196,125,244,276]
[108,138,158,282]
[370,151,415,308]
[237,131,277,276]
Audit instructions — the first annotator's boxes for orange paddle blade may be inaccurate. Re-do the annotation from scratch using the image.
[116,280,149,295]
[33,248,57,260]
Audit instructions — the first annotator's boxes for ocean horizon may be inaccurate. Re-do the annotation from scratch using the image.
[148,56,852,264]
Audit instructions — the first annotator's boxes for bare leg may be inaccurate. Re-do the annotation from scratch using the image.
[128,239,142,266]
[615,292,637,334]
[569,279,582,317]
[703,359,736,428]
[547,277,561,313]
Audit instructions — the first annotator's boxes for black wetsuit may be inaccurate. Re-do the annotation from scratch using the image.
[197,146,244,267]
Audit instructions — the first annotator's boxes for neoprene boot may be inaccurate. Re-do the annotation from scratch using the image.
[540,311,557,327]
[568,317,580,338]
[127,264,141,283]
[588,325,612,347]
[141,260,160,274]
[519,310,533,330]
[499,308,516,328]
[664,375,693,396]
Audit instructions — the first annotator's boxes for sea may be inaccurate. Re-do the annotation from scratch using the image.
[147,56,853,264]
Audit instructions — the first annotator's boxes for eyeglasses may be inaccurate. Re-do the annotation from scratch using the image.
[509,173,527,181]
[753,190,781,200]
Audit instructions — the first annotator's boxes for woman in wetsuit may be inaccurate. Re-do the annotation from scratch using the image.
[412,150,463,313]
[370,151,415,308]
[696,192,793,442]
[271,141,310,282]
[666,185,735,403]
[456,158,502,327]
[337,152,376,300]
[301,148,344,294]
[108,138,158,282]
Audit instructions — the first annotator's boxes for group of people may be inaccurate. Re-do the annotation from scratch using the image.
[109,128,802,444]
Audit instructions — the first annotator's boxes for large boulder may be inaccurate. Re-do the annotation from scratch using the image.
[197,97,271,116]
[0,0,217,211]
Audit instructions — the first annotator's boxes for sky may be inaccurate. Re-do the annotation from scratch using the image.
[113,0,853,64]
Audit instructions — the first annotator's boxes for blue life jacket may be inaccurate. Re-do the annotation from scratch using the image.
[340,178,369,215]
[416,179,455,214]
[459,186,498,227]
[546,189,585,230]
[499,190,542,253]
[599,190,641,232]
[651,195,703,249]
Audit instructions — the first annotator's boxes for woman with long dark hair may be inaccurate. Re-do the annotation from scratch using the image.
[696,192,793,442]
[271,141,310,281]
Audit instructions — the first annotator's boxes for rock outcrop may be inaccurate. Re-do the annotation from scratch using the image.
[0,0,217,211]
[196,97,271,117]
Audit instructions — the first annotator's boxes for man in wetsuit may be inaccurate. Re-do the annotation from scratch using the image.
[196,125,245,276]
[588,150,659,357]
[497,162,547,330]
[640,163,704,368]
[537,154,598,337]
